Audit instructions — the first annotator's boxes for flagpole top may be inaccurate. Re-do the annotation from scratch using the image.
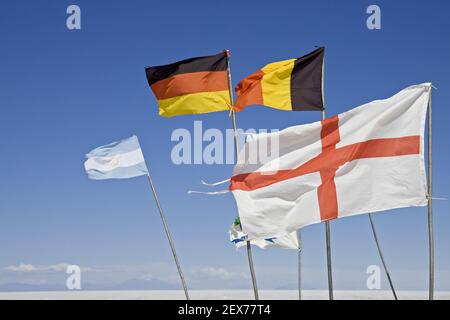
[224,49,231,58]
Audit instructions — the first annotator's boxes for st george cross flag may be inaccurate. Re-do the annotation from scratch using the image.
[230,83,431,240]
[84,135,149,180]
[229,218,299,250]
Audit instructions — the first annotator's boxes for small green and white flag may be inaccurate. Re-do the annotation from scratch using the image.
[229,217,299,250]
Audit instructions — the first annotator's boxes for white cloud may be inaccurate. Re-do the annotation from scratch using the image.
[5,263,38,272]
[43,263,70,272]
[3,263,96,273]
[197,267,248,280]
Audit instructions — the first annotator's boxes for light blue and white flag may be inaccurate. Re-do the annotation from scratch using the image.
[84,135,148,180]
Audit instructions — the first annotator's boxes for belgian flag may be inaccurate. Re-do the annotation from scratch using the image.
[234,47,324,112]
[145,52,231,117]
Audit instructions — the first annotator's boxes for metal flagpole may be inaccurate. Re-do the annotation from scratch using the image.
[145,173,190,300]
[322,110,396,302]
[319,51,333,300]
[319,46,397,301]
[325,223,333,300]
[368,213,398,300]
[427,88,434,300]
[225,49,259,300]
[321,109,334,301]
[297,230,302,300]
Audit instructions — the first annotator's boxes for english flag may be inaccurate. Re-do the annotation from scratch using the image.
[230,83,431,240]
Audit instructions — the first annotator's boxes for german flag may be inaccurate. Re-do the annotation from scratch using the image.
[234,47,324,112]
[145,52,231,117]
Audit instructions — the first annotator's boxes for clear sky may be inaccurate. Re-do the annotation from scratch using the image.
[0,0,449,291]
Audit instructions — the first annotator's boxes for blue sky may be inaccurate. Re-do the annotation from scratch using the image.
[0,0,449,291]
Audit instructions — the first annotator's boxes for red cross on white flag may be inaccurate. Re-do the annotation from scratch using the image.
[230,83,431,241]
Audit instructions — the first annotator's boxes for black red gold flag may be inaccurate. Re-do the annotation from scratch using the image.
[145,52,231,117]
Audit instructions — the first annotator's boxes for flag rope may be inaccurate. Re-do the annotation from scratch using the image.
[201,178,230,186]
[187,190,229,195]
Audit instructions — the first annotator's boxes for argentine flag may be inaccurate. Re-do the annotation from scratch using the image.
[84,135,148,180]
